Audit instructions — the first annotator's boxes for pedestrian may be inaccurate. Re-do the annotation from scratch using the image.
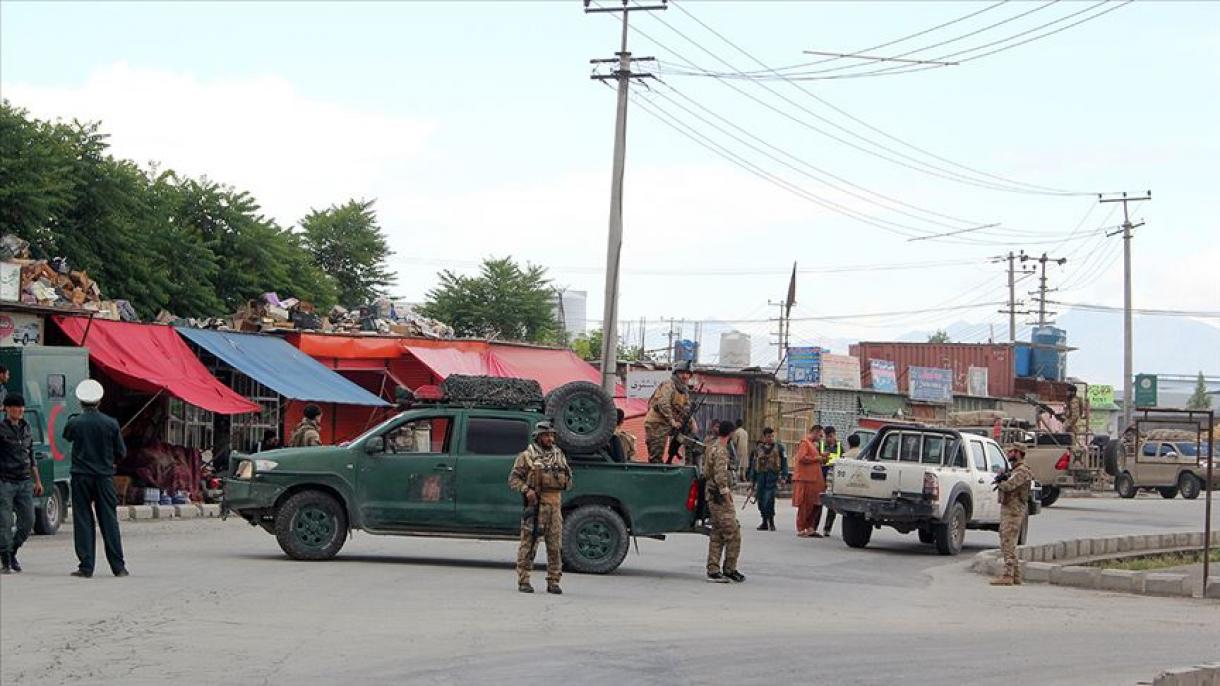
[290,404,323,447]
[63,380,128,579]
[0,364,9,405]
[991,444,1034,586]
[257,429,281,453]
[748,427,786,531]
[705,420,744,583]
[0,393,44,574]
[819,426,843,538]
[613,408,637,462]
[643,362,694,464]
[793,424,826,538]
[508,421,573,594]
[731,419,750,481]
[842,432,862,460]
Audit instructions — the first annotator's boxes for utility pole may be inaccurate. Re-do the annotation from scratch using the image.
[994,251,1035,343]
[586,0,666,395]
[639,316,646,359]
[1024,252,1067,328]
[1100,190,1151,429]
[768,299,787,363]
[666,318,676,364]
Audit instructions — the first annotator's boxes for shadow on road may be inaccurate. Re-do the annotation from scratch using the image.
[225,551,706,579]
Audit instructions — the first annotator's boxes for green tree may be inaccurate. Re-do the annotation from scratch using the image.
[927,330,951,344]
[571,329,648,362]
[300,199,393,307]
[1187,371,1213,410]
[420,257,556,342]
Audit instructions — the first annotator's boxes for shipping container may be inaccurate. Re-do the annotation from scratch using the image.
[849,342,1015,399]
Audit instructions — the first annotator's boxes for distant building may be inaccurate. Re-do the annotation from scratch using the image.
[551,289,587,339]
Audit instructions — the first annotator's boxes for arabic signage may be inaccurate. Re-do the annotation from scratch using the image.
[625,370,671,399]
[787,346,823,386]
[869,359,898,393]
[966,366,989,397]
[821,353,861,390]
[0,313,42,347]
[1088,384,1117,409]
[909,366,954,404]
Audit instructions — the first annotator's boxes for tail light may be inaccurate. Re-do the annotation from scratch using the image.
[686,479,700,511]
[923,472,940,502]
[1055,451,1071,471]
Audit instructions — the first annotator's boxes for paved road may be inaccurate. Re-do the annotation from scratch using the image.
[2,495,1217,685]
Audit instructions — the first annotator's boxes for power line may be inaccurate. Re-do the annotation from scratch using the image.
[1051,302,1219,318]
[392,255,990,277]
[622,299,1007,326]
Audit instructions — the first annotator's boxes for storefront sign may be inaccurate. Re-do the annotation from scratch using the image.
[626,370,671,399]
[786,346,823,386]
[1134,374,1158,408]
[967,367,989,397]
[909,366,954,404]
[0,313,42,347]
[869,359,898,393]
[0,263,20,302]
[821,353,861,390]
[1088,384,1116,409]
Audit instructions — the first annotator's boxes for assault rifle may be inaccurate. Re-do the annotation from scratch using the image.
[666,383,709,465]
[527,465,543,543]
[741,481,756,511]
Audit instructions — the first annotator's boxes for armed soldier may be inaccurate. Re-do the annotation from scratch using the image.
[748,427,785,531]
[705,420,744,583]
[508,421,573,594]
[991,444,1034,586]
[644,361,695,464]
[1060,385,1087,461]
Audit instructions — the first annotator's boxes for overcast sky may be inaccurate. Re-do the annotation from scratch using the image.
[3,1,1217,369]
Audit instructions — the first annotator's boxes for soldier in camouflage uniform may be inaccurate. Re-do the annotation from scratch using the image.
[1060,385,1087,462]
[644,361,695,464]
[508,421,573,594]
[992,444,1034,586]
[748,427,785,531]
[705,420,745,583]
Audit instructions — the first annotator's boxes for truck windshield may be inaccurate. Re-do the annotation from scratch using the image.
[340,413,405,447]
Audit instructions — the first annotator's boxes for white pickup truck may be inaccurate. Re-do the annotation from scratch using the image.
[823,425,1041,555]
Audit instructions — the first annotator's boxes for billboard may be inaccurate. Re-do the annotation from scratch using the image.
[966,367,989,397]
[0,313,42,347]
[909,366,954,404]
[625,370,671,400]
[869,359,898,393]
[821,353,861,390]
[1134,374,1158,408]
[787,346,823,386]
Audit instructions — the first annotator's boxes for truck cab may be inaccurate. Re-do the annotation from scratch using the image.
[1116,432,1217,500]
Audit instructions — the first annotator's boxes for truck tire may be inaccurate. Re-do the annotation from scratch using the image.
[934,501,967,556]
[561,505,629,574]
[841,513,872,549]
[1039,485,1061,508]
[1179,473,1203,500]
[1103,440,1120,478]
[1158,487,1179,499]
[546,381,616,454]
[917,527,935,544]
[34,483,67,535]
[1115,473,1136,499]
[274,490,348,561]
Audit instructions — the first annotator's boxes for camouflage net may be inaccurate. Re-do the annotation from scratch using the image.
[441,375,544,408]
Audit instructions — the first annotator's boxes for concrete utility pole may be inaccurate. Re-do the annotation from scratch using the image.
[586,0,666,395]
[1100,190,1151,429]
[994,251,1034,343]
[1025,252,1067,328]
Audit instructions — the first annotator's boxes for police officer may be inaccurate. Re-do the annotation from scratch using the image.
[643,361,694,464]
[705,420,744,583]
[0,394,44,574]
[991,444,1033,586]
[508,421,572,594]
[64,380,129,578]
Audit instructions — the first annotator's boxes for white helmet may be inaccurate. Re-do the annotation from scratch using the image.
[75,379,104,404]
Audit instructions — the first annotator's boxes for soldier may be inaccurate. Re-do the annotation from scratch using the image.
[991,444,1034,586]
[613,408,637,462]
[643,361,695,464]
[705,420,744,583]
[1060,385,1087,460]
[289,404,323,447]
[508,421,573,594]
[748,427,786,531]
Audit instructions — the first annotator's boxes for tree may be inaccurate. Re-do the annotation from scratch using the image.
[927,330,951,344]
[1187,371,1213,410]
[300,199,393,307]
[570,329,649,362]
[419,257,557,342]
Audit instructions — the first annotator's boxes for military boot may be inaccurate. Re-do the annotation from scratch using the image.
[518,583,534,594]
[990,576,1015,586]
[547,584,563,595]
[8,550,21,573]
[768,517,776,531]
[0,552,10,575]
[756,519,768,531]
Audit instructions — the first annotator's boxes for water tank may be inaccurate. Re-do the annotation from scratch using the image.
[1014,343,1033,378]
[673,339,698,363]
[1030,326,1066,381]
[719,331,751,368]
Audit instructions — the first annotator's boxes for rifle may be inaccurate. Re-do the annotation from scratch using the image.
[667,383,708,465]
[528,465,542,543]
[741,481,756,511]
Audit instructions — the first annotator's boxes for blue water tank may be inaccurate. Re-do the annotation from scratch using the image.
[673,339,699,363]
[1014,343,1033,378]
[1030,326,1066,381]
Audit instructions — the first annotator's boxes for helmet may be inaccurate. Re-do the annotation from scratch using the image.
[532,421,558,439]
[76,379,105,404]
[673,361,694,374]
[1006,443,1027,458]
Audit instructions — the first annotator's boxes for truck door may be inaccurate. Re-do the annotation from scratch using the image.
[455,415,532,530]
[356,414,456,528]
[965,439,999,523]
[1139,442,1175,487]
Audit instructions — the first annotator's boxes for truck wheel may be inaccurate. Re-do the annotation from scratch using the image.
[1158,487,1179,499]
[1102,440,1120,478]
[34,484,67,535]
[917,527,935,545]
[1178,473,1202,500]
[934,501,967,556]
[546,381,617,453]
[1115,473,1136,499]
[841,513,872,549]
[561,505,629,574]
[274,490,347,561]
[1039,485,1061,508]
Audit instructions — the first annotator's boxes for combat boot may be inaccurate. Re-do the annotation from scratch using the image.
[547,584,563,595]
[518,583,534,594]
[990,576,1015,586]
[8,550,21,573]
[757,519,768,531]
[768,517,776,531]
[0,552,10,574]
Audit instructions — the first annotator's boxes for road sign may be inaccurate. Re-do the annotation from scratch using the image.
[1134,374,1158,408]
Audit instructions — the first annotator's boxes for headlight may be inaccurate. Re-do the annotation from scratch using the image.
[253,459,279,472]
[235,460,254,480]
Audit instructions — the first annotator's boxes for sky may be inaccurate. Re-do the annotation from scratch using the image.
[2,0,1218,376]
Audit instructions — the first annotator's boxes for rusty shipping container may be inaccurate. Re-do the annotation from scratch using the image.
[849,342,1015,399]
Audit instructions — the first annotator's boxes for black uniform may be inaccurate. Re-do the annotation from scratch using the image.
[0,418,36,564]
[64,408,127,576]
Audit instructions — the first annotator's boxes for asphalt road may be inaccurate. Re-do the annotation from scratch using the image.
[2,494,1218,686]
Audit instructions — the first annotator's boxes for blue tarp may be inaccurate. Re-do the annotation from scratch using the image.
[175,328,389,407]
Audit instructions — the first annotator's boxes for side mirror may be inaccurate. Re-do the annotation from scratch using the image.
[365,436,386,455]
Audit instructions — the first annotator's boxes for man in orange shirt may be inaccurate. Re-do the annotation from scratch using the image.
[793,424,826,538]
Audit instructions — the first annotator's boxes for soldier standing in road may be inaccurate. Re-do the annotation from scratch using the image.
[289,404,323,447]
[1060,386,1087,461]
[0,394,44,574]
[508,421,573,594]
[748,427,785,531]
[991,444,1033,586]
[643,362,694,464]
[705,420,744,583]
[64,380,129,578]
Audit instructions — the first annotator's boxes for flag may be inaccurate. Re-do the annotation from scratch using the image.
[785,262,797,308]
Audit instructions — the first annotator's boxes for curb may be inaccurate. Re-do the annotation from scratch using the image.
[1144,662,1220,686]
[65,504,224,524]
[970,531,1220,599]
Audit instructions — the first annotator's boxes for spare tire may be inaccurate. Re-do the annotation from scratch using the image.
[545,381,616,453]
[1103,439,1121,477]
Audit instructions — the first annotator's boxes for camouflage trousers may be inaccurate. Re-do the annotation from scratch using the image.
[706,496,741,575]
[998,509,1025,582]
[644,421,669,464]
[517,502,563,586]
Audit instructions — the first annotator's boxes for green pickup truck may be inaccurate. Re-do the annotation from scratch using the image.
[224,400,702,574]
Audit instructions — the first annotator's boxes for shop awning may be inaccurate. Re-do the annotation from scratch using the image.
[176,328,388,407]
[289,333,403,359]
[859,393,906,417]
[403,344,494,378]
[53,317,259,415]
[691,374,747,396]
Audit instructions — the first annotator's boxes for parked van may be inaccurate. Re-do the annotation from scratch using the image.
[0,346,89,535]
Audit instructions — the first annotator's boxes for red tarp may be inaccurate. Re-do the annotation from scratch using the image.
[403,345,493,378]
[54,317,259,415]
[691,374,747,396]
